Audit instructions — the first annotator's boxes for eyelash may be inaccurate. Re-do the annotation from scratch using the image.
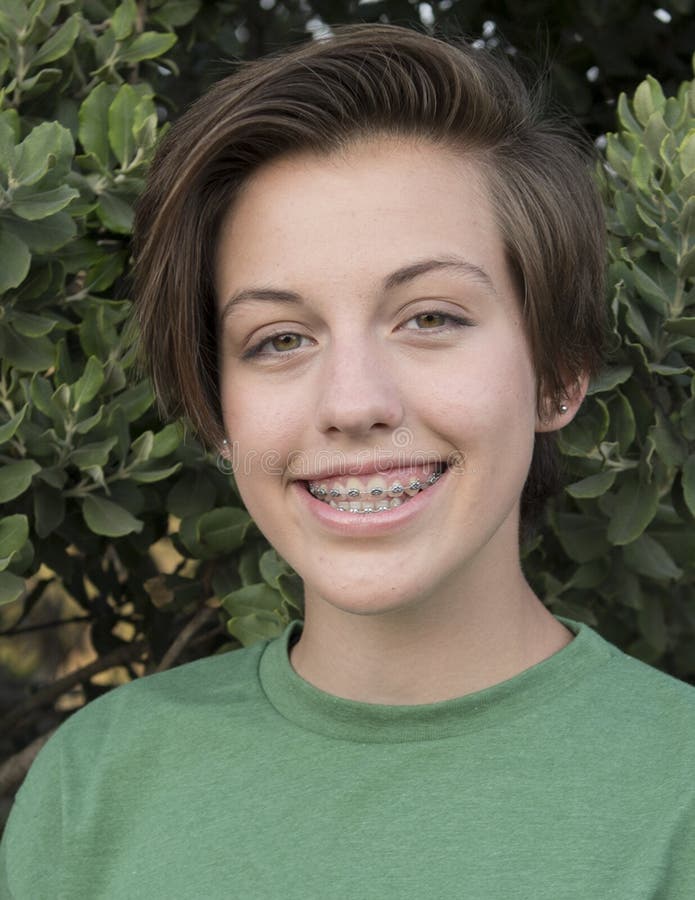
[241,310,474,360]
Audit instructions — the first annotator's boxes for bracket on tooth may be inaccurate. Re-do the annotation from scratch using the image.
[309,471,442,500]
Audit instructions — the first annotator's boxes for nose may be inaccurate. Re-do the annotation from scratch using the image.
[314,333,404,437]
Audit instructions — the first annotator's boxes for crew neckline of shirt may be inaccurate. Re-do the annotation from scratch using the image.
[257,615,614,742]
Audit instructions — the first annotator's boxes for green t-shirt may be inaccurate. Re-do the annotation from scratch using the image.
[2,615,694,899]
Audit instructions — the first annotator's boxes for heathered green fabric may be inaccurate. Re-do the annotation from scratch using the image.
[2,615,695,899]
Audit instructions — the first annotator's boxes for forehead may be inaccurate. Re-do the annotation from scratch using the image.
[214,137,515,309]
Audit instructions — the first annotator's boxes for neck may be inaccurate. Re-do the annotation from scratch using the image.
[289,577,573,706]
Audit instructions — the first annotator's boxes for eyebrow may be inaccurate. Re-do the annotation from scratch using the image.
[219,255,496,324]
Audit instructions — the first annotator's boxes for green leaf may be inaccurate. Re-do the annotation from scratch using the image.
[586,366,633,395]
[608,392,636,453]
[633,76,665,127]
[12,121,72,186]
[96,191,133,233]
[663,317,695,338]
[83,248,127,292]
[115,379,154,421]
[28,14,80,69]
[277,572,303,611]
[679,247,695,281]
[0,114,16,176]
[82,494,144,537]
[553,513,610,563]
[167,469,216,518]
[683,454,695,517]
[605,135,633,180]
[108,84,139,168]
[556,399,608,457]
[71,356,104,410]
[238,547,261,586]
[643,112,669,162]
[259,549,292,588]
[151,423,182,458]
[36,466,66,490]
[0,404,28,445]
[0,459,40,502]
[630,145,652,190]
[129,462,181,483]
[617,92,641,134]
[0,570,25,605]
[117,31,177,64]
[151,0,201,27]
[198,507,251,553]
[69,437,118,469]
[33,482,65,539]
[565,470,616,499]
[130,430,154,463]
[679,132,695,176]
[79,82,116,167]
[30,374,55,417]
[623,258,670,315]
[226,608,285,647]
[607,476,660,545]
[11,184,79,220]
[0,326,55,371]
[14,67,63,101]
[623,533,683,581]
[648,363,692,376]
[678,192,695,241]
[4,210,76,252]
[75,405,104,435]
[0,514,29,572]
[0,228,30,291]
[9,311,57,338]
[111,0,137,40]
[649,411,687,467]
[221,582,282,616]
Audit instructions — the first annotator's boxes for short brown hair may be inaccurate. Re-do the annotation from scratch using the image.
[132,23,607,531]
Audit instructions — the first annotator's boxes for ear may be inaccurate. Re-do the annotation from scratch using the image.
[535,373,590,434]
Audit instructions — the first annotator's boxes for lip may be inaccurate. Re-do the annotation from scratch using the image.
[293,465,449,536]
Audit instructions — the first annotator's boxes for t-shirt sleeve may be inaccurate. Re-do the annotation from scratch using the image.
[658,790,695,900]
[0,732,64,900]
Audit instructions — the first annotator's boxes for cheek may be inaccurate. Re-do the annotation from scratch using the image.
[426,346,536,435]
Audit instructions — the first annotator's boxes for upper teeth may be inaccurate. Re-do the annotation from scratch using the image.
[308,469,442,500]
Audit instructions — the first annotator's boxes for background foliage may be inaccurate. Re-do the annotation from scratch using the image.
[0,0,694,823]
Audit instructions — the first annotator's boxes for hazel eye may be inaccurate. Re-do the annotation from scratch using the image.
[402,310,473,332]
[243,331,310,359]
[270,333,302,351]
[414,312,446,328]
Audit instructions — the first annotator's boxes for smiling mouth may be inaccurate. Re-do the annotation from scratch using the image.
[302,463,447,514]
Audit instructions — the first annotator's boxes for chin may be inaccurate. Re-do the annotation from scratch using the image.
[304,577,431,619]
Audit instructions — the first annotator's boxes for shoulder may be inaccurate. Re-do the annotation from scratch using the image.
[27,637,270,772]
[575,622,695,752]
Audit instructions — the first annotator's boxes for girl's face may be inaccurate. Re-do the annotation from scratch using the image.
[215,137,562,617]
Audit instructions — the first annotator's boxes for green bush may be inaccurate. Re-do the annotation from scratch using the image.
[0,2,693,776]
[0,0,299,682]
[524,64,695,676]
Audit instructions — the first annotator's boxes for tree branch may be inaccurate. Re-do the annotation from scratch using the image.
[1,639,149,733]
[155,606,218,672]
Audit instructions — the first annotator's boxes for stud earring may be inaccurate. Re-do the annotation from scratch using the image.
[559,403,568,414]
[217,438,233,474]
